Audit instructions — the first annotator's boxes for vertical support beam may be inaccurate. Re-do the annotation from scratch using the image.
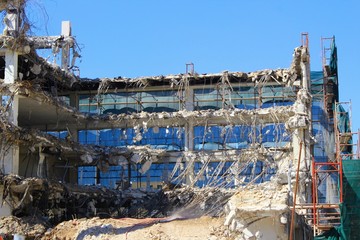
[301,48,311,91]
[69,93,78,109]
[301,46,312,176]
[290,42,312,208]
[2,2,21,175]
[311,159,317,235]
[67,127,78,142]
[184,86,195,185]
[292,129,306,171]
[290,141,303,240]
[186,63,194,75]
[3,93,20,175]
[184,86,194,150]
[185,87,194,112]
[185,121,194,152]
[61,21,71,70]
[184,121,195,185]
[3,0,21,37]
[11,95,20,174]
[5,50,18,84]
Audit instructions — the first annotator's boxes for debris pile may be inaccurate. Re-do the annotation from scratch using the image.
[0,215,48,238]
[223,182,289,239]
[41,216,226,240]
[1,174,235,238]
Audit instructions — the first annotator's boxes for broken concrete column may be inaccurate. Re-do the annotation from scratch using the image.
[2,95,20,175]
[184,152,195,185]
[37,151,48,178]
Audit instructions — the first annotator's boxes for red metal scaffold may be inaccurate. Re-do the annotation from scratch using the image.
[309,37,355,236]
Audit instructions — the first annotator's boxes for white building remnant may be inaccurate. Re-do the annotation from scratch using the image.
[0,1,343,239]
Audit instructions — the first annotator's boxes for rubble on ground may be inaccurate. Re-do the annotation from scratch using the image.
[0,215,48,238]
[41,216,227,240]
[0,174,236,238]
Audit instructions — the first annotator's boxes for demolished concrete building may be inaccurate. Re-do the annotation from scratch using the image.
[1,1,358,239]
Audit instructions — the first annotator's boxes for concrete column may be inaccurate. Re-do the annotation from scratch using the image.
[185,86,194,111]
[3,0,21,37]
[3,95,20,175]
[67,127,78,142]
[4,50,18,84]
[12,90,20,175]
[293,46,311,204]
[185,121,194,151]
[2,3,21,174]
[184,121,195,185]
[300,46,312,163]
[184,86,194,148]
[61,21,71,70]
[183,85,195,185]
[292,129,306,170]
[184,153,195,186]
[300,48,311,90]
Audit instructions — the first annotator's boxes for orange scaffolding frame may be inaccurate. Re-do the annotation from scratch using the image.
[310,101,360,235]
[308,38,345,236]
[311,160,342,234]
[334,101,360,161]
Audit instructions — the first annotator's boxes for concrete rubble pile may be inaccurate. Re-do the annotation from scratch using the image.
[0,215,48,239]
[0,174,234,238]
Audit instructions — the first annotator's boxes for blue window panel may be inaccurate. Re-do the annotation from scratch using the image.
[192,161,274,188]
[79,95,99,114]
[102,104,138,114]
[313,147,326,157]
[194,103,221,111]
[47,131,68,139]
[99,129,122,146]
[194,88,222,111]
[79,105,98,114]
[138,127,184,151]
[79,91,181,114]
[312,101,326,121]
[100,166,124,188]
[78,130,98,144]
[142,91,180,113]
[261,124,290,148]
[234,103,256,110]
[59,131,68,139]
[47,132,57,138]
[101,92,139,114]
[79,95,94,104]
[194,125,255,150]
[314,156,328,163]
[240,161,265,184]
[78,166,97,185]
[230,87,253,99]
[261,101,293,109]
[78,163,181,189]
[119,128,136,146]
[143,105,178,113]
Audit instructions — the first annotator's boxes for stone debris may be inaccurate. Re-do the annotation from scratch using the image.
[0,175,236,238]
[0,215,48,238]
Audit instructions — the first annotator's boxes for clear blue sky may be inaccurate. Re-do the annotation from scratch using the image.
[18,1,360,132]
